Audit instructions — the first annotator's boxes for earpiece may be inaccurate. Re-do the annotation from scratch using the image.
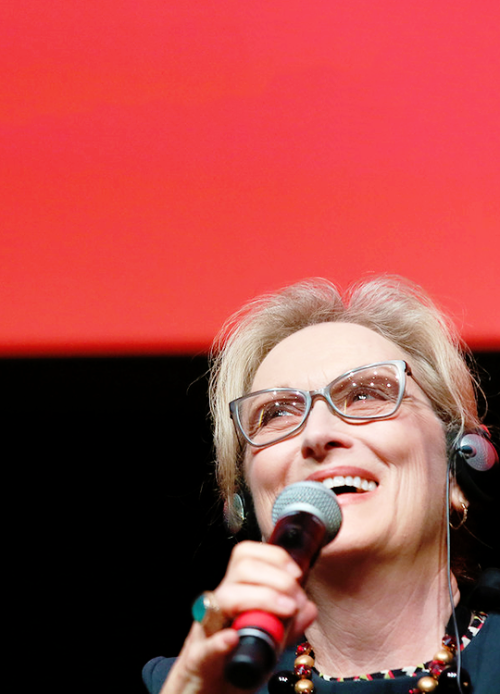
[223,489,262,540]
[223,492,246,536]
[450,428,499,505]
[456,431,499,472]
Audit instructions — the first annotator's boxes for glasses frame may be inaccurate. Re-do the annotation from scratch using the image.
[229,359,413,448]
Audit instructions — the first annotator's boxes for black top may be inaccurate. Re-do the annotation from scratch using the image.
[142,610,500,694]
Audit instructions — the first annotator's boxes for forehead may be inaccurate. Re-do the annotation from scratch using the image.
[251,322,408,390]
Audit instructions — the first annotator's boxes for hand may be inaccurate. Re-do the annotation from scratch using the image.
[160,541,317,694]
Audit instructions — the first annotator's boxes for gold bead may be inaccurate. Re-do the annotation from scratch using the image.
[417,676,438,692]
[434,648,454,665]
[294,655,315,668]
[294,678,314,694]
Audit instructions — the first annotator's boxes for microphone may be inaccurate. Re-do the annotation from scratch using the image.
[225,481,342,689]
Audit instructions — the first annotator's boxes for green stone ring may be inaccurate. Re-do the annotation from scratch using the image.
[192,593,210,622]
[191,591,227,635]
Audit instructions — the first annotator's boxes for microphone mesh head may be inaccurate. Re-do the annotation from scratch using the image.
[272,481,342,544]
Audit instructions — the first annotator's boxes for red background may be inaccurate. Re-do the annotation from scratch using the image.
[2,1,500,355]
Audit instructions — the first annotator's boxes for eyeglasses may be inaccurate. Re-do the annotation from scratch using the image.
[229,360,413,448]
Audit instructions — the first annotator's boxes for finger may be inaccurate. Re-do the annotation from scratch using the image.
[215,583,307,620]
[162,626,239,694]
[187,624,240,671]
[228,542,302,579]
[223,556,304,595]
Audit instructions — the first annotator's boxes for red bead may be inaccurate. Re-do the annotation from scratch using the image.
[429,661,447,678]
[296,643,311,656]
[294,666,312,678]
[442,635,458,652]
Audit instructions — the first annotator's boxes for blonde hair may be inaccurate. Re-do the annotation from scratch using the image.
[209,276,481,515]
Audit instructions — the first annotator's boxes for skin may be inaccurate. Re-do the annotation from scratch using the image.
[161,322,467,694]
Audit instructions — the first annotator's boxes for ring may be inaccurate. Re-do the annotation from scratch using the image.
[191,591,228,635]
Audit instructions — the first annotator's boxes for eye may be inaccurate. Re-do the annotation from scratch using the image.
[348,385,392,403]
[249,397,305,433]
[331,374,399,415]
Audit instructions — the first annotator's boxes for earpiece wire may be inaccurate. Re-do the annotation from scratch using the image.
[446,460,464,694]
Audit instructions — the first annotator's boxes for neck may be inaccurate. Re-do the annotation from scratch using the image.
[304,551,459,678]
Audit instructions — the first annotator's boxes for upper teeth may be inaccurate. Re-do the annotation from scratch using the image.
[321,476,377,492]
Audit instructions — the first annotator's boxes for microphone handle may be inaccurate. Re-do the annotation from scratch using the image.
[269,509,328,576]
[224,511,327,689]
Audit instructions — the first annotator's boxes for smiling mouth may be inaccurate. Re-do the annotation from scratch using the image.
[321,475,378,495]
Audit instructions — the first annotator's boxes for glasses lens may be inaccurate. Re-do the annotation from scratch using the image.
[238,390,308,445]
[330,363,403,419]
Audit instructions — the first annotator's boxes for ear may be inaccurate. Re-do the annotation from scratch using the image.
[449,477,468,512]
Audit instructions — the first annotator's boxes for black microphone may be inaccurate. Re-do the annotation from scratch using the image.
[225,481,342,689]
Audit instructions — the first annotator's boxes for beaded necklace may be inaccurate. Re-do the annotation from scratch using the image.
[268,611,486,694]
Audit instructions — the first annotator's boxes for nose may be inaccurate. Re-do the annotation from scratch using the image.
[300,399,352,462]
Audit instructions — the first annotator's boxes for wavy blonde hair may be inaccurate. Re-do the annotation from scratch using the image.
[209,276,481,521]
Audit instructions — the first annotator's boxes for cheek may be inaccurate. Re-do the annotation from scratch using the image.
[416,418,448,482]
[244,447,291,538]
[248,488,274,540]
[389,419,449,511]
[244,444,290,492]
[392,411,447,469]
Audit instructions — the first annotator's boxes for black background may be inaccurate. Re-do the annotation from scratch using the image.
[3,352,498,692]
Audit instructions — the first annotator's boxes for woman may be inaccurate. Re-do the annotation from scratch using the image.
[144,277,499,694]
